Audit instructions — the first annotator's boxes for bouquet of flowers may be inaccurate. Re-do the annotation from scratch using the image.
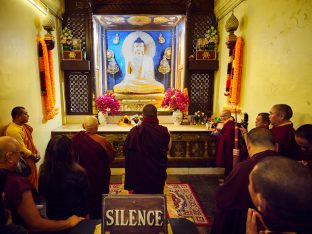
[193,111,207,125]
[161,88,189,112]
[95,93,120,115]
[60,27,73,50]
[204,26,219,50]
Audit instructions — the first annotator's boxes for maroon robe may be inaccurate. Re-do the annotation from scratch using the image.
[271,123,299,159]
[2,170,38,228]
[211,150,278,234]
[124,117,170,194]
[72,131,112,219]
[215,120,246,177]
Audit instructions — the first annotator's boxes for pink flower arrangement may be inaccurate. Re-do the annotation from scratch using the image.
[96,93,120,115]
[161,88,189,112]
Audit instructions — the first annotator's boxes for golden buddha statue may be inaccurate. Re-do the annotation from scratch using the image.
[113,31,164,94]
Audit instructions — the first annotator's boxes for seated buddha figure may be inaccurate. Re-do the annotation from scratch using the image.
[113,31,164,94]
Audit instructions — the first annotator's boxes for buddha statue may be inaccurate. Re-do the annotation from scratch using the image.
[113,31,164,94]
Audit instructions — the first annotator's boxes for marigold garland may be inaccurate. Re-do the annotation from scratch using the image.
[230,37,244,105]
[38,37,58,120]
[224,37,244,106]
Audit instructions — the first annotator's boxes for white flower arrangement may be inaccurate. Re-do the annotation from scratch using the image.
[60,27,73,46]
[205,26,218,45]
[193,111,208,125]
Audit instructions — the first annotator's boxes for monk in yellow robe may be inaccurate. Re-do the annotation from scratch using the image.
[6,107,40,190]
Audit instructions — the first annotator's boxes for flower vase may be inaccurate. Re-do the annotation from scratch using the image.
[98,111,108,125]
[172,109,183,126]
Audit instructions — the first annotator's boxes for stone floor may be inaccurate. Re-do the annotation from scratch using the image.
[110,174,223,234]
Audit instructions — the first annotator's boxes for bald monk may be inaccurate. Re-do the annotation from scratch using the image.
[269,104,299,159]
[247,156,312,233]
[72,116,115,219]
[211,128,277,234]
[124,104,171,194]
[215,110,245,177]
[0,136,84,232]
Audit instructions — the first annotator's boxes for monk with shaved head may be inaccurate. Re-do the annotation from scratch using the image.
[247,156,312,233]
[72,116,115,219]
[0,136,84,232]
[212,128,278,234]
[215,110,245,177]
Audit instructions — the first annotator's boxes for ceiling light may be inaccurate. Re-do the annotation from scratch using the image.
[27,0,48,15]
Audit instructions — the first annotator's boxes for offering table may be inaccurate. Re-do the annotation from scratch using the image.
[51,124,216,168]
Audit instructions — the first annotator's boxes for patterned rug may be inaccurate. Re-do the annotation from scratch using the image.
[109,183,212,226]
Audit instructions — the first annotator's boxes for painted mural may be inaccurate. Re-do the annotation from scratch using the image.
[103,30,173,92]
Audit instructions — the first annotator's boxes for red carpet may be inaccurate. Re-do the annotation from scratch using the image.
[109,183,212,226]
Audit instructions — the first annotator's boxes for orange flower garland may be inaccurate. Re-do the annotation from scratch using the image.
[230,37,244,105]
[38,37,58,120]
[224,37,244,106]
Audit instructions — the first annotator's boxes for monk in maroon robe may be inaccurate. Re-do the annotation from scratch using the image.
[215,110,246,177]
[247,156,312,233]
[124,104,171,194]
[72,116,115,219]
[269,104,299,159]
[211,128,277,234]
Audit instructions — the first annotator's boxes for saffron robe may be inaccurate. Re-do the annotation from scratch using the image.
[124,120,170,194]
[271,123,299,159]
[72,131,114,219]
[6,122,38,190]
[211,150,278,234]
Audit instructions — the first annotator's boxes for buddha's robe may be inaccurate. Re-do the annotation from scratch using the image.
[270,122,299,159]
[72,131,115,219]
[211,150,278,234]
[124,117,170,194]
[114,55,164,94]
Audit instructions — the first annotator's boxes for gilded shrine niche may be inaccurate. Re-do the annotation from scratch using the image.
[93,15,186,111]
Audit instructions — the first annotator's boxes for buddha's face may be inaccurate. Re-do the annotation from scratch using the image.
[133,42,145,57]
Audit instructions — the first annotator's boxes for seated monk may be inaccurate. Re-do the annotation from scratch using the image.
[113,31,164,94]
[0,136,84,233]
[72,116,115,219]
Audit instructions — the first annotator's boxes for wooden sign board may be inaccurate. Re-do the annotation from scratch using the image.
[102,194,167,234]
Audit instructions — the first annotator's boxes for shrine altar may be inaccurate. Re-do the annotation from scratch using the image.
[51,124,216,168]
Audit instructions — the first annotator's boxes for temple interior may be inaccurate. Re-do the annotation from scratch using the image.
[0,0,312,233]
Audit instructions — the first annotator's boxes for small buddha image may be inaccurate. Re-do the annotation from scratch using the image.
[113,31,164,94]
